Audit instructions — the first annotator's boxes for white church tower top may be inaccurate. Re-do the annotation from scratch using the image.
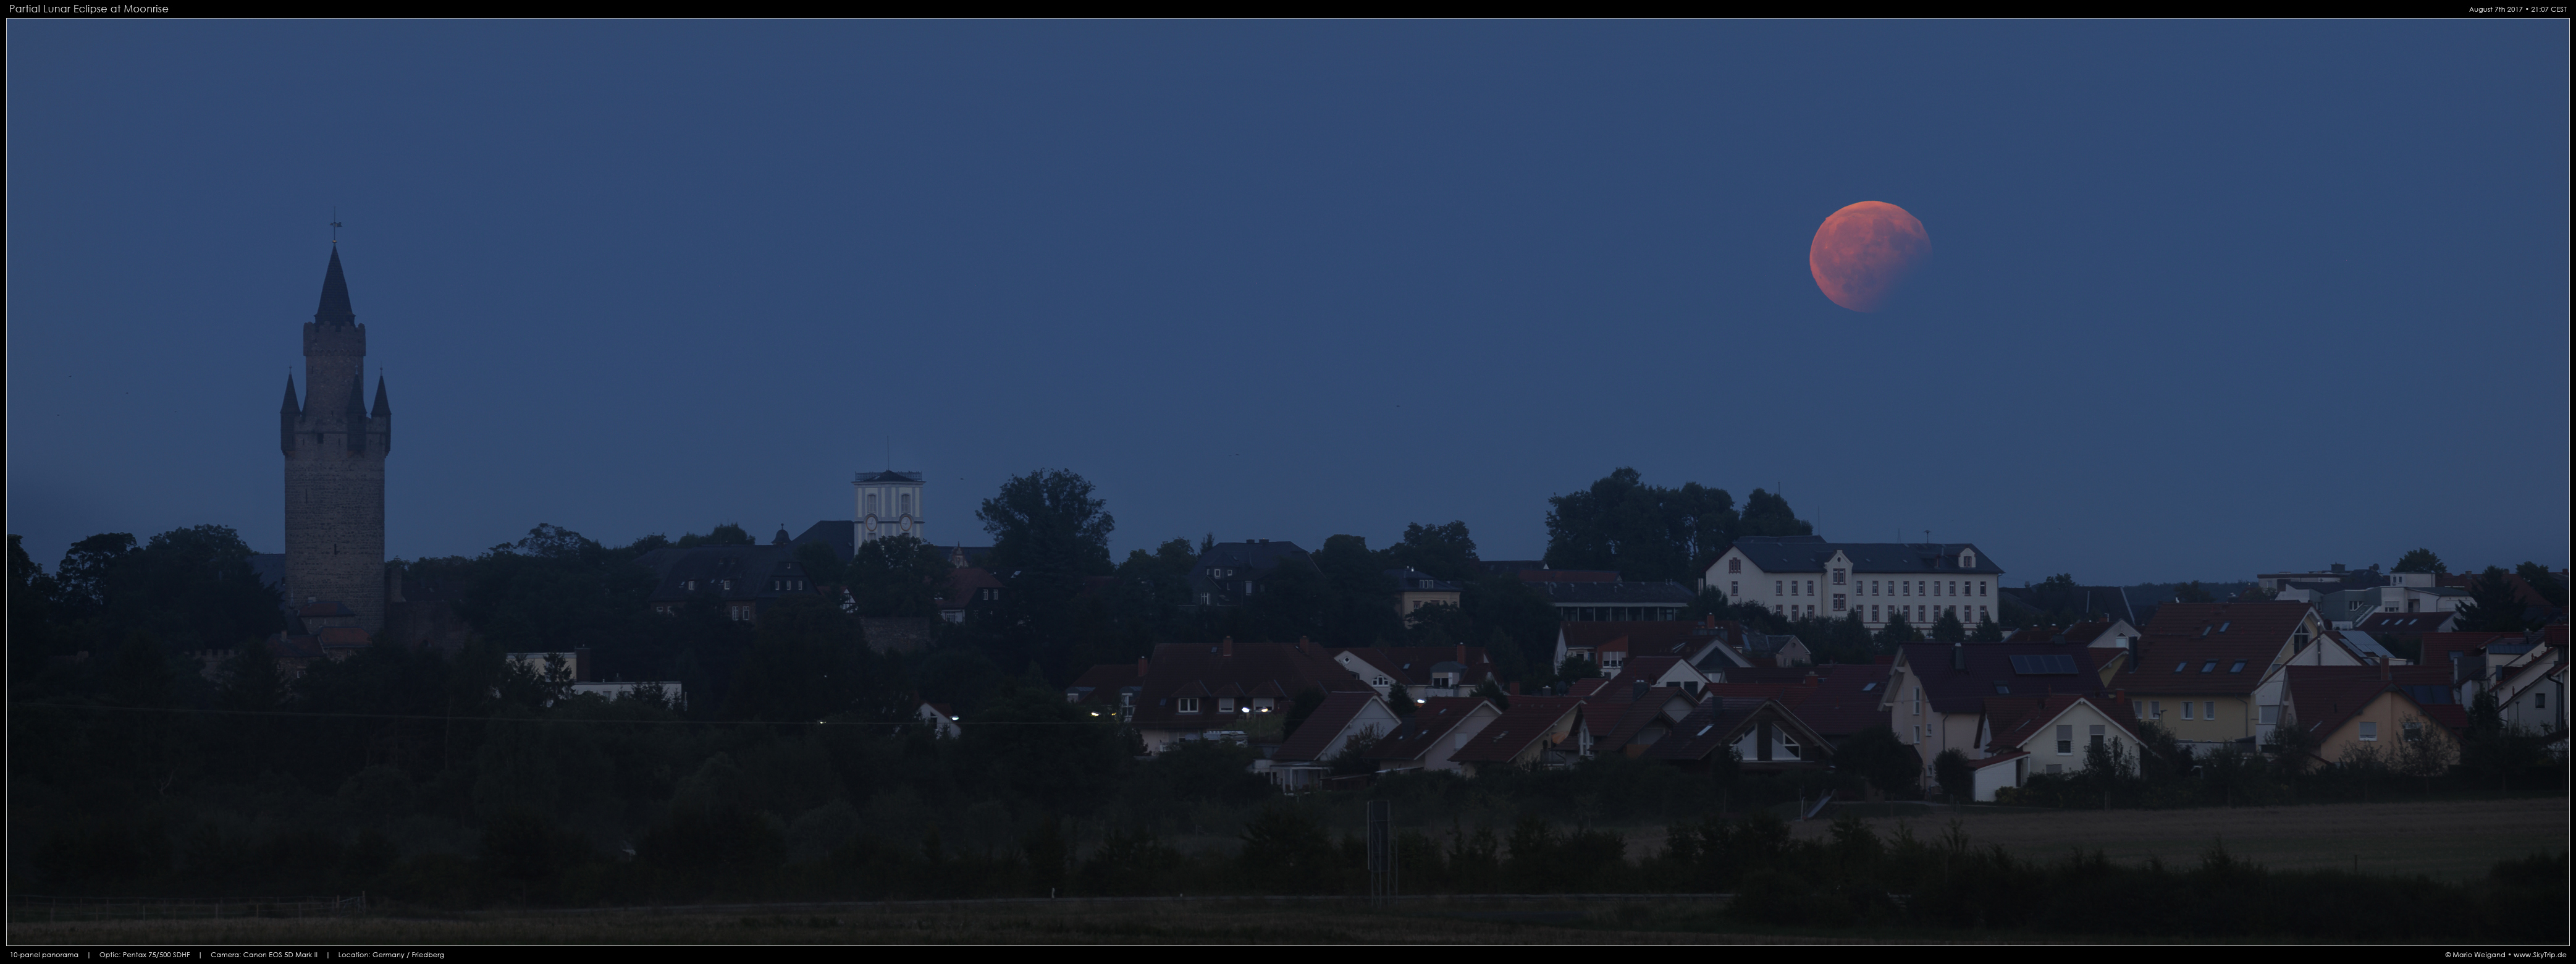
[854,470,925,547]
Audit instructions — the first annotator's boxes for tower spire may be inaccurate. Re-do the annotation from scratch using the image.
[371,373,391,418]
[314,248,355,326]
[280,373,301,414]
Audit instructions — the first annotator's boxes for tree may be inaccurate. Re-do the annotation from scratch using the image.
[1875,611,1920,645]
[1930,609,1967,643]
[723,594,877,721]
[1543,468,1761,583]
[675,523,754,548]
[1709,746,1743,813]
[2456,567,2532,632]
[846,534,951,619]
[2392,549,2446,575]
[980,469,1115,580]
[1385,522,1478,583]
[977,469,1114,674]
[1969,613,2002,643]
[2513,562,2567,608]
[1312,534,1402,646]
[1932,748,1974,804]
[1837,725,1922,800]
[1684,586,1732,622]
[2080,735,2134,808]
[2171,581,2214,604]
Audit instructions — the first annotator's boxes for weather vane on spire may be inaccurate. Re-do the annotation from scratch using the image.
[330,206,343,245]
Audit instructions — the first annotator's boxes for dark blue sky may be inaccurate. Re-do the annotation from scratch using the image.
[7,22,2568,585]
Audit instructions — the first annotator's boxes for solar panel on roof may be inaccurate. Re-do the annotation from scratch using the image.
[2009,654,2079,674]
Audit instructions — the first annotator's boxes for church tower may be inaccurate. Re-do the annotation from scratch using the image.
[280,248,392,632]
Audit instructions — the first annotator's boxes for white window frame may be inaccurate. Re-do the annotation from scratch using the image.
[1178,697,1201,714]
[2359,721,2378,742]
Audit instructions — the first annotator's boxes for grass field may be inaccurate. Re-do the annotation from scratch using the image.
[9,797,2561,945]
[1775,795,2569,881]
[0,900,2082,945]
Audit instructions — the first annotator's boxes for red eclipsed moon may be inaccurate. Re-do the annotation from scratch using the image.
[1809,201,1929,313]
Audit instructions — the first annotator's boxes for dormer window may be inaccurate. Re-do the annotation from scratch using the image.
[1961,550,1976,568]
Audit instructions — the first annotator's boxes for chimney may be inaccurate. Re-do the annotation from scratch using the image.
[1631,678,1649,701]
[2380,659,2391,682]
[1297,636,1310,653]
[1137,656,1149,677]
[1951,640,1966,671]
[1457,644,1468,666]
[1221,636,1234,657]
[1703,613,1715,628]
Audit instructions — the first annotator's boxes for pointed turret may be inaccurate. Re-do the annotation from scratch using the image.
[280,374,301,415]
[371,375,392,418]
[314,248,356,326]
[280,373,301,455]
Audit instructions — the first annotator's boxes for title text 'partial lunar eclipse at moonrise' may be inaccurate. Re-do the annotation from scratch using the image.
[1809,201,1929,313]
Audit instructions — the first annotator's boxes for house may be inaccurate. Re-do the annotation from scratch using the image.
[1740,633,1814,667]
[1644,696,1832,772]
[935,567,1005,624]
[1331,645,1497,700]
[1882,640,2124,789]
[1265,691,1402,789]
[1971,694,2140,800]
[2001,619,2142,651]
[2274,666,2463,771]
[2375,571,2472,616]
[1523,577,1696,624]
[912,701,963,739]
[1064,657,1149,720]
[1554,618,1753,679]
[2255,662,2461,746]
[2359,611,2461,635]
[2330,629,2408,665]
[1368,697,1504,774]
[1446,699,1588,776]
[1388,568,1462,623]
[2257,564,2377,593]
[2115,602,2357,754]
[1111,637,1373,752]
[1565,676,1706,756]
[2490,635,2569,734]
[634,543,818,623]
[1774,664,1897,743]
[1188,540,1315,608]
[1706,536,2004,629]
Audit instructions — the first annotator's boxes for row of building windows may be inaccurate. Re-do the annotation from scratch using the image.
[1176,696,1276,714]
[1744,578,1988,601]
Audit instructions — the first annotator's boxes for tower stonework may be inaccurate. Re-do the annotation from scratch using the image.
[280,248,391,632]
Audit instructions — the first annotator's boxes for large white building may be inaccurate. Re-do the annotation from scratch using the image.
[854,470,925,548]
[1704,536,2004,628]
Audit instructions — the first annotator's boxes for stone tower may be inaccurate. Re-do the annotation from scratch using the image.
[280,248,392,632]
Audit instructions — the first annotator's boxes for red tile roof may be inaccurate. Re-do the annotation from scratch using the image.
[1126,640,1369,729]
[2281,666,2426,744]
[1780,664,1896,738]
[1643,696,1828,765]
[1595,692,1697,752]
[1980,694,2139,754]
[2109,639,2278,696]
[1333,646,1495,687]
[2003,621,2123,645]
[1367,698,1497,764]
[2140,601,2318,645]
[1447,701,1584,764]
[1900,642,2119,713]
[1273,691,1389,763]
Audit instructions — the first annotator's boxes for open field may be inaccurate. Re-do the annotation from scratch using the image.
[1777,796,2569,881]
[0,899,2095,945]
